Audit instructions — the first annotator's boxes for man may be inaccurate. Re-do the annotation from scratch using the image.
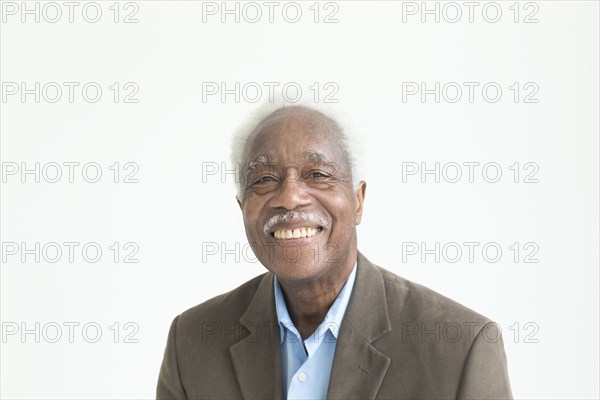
[157,105,513,399]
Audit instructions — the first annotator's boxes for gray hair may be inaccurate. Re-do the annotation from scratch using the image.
[230,101,364,199]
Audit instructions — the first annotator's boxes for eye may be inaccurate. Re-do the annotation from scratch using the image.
[309,171,329,179]
[254,175,276,184]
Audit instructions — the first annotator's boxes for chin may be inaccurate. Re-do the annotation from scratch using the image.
[268,258,325,282]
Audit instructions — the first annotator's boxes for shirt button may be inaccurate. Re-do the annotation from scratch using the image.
[298,372,307,382]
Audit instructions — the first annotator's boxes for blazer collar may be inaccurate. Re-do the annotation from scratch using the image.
[230,270,282,400]
[340,251,392,342]
[326,251,392,399]
[229,250,391,400]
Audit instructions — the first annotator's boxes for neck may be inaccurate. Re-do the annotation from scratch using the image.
[277,249,357,341]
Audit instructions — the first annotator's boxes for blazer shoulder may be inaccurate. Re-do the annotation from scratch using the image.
[177,272,268,326]
[375,263,490,325]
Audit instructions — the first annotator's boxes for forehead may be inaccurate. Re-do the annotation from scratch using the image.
[246,108,345,163]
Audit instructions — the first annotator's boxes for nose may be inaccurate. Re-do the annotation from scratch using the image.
[270,168,311,210]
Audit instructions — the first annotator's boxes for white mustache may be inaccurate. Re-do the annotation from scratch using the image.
[263,211,329,236]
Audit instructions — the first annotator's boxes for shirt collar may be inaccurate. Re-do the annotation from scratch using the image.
[273,260,358,344]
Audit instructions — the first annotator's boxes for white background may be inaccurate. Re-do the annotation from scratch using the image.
[1,1,598,398]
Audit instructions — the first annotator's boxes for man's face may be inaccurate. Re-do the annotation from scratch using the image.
[237,108,365,283]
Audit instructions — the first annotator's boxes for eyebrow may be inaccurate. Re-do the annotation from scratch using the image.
[247,155,272,170]
[245,152,338,177]
[302,151,332,164]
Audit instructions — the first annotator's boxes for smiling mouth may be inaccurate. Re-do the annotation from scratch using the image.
[271,227,323,240]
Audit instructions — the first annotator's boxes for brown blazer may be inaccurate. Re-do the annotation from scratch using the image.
[157,251,512,399]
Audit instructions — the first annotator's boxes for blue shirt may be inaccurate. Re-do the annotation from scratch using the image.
[274,262,358,400]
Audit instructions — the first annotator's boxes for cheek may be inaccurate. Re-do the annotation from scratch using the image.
[328,198,358,234]
[242,207,260,232]
[242,202,270,242]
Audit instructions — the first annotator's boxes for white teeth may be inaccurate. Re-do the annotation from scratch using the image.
[273,227,320,240]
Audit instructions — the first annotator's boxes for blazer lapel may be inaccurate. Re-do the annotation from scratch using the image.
[327,251,392,400]
[229,272,283,400]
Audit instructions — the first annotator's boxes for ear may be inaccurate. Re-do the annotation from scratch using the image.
[236,195,243,211]
[354,181,367,225]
